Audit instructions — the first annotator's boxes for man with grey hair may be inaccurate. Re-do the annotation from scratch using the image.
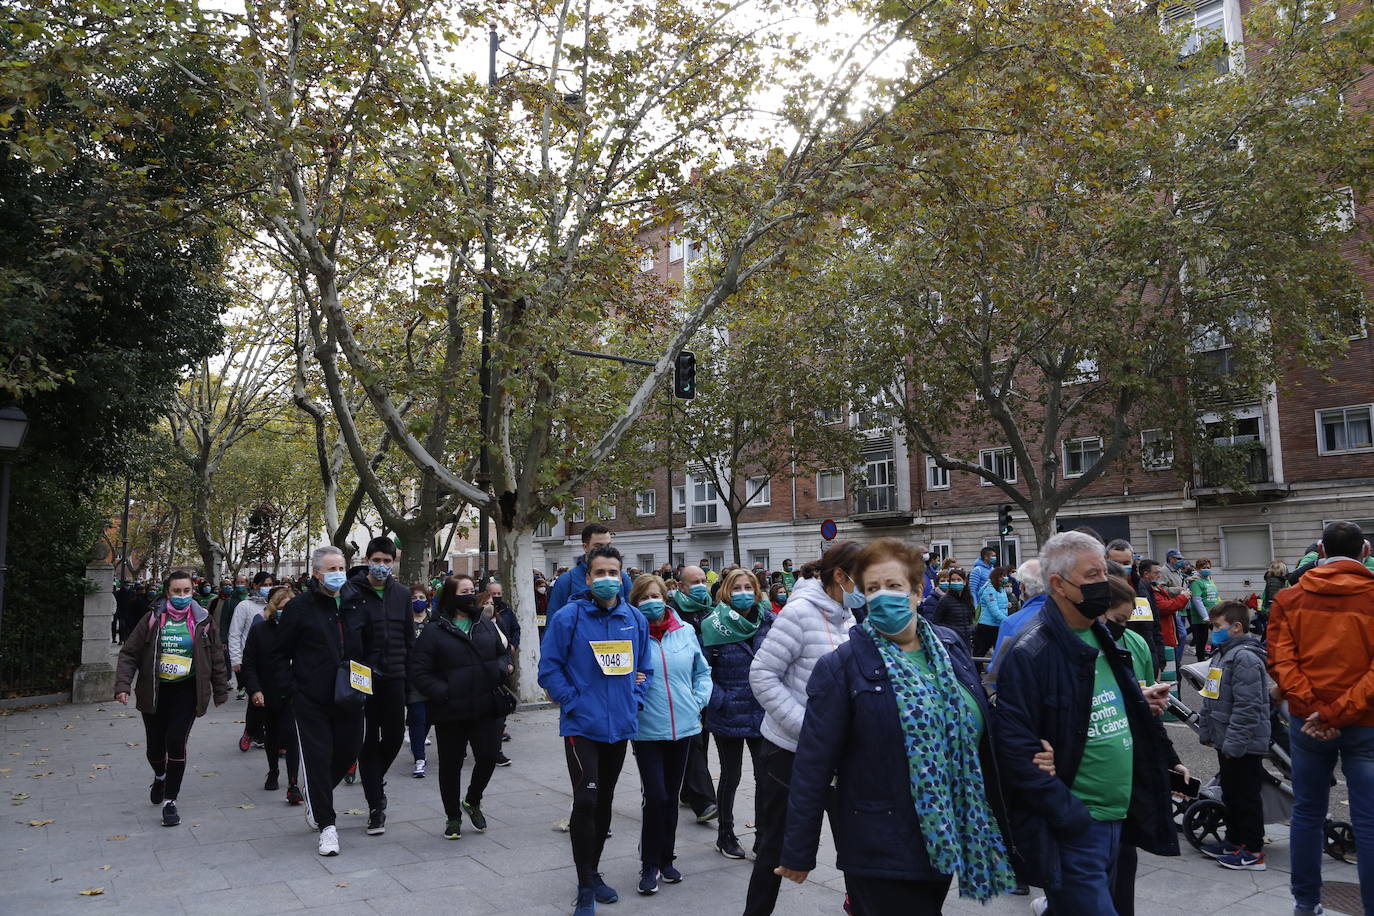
[273,545,375,857]
[993,532,1180,915]
[988,558,1046,666]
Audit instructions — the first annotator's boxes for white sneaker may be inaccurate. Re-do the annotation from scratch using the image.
[412,759,426,778]
[318,825,339,856]
[1031,897,1048,916]
[425,737,432,746]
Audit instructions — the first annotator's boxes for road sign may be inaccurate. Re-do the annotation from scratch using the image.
[820,519,837,540]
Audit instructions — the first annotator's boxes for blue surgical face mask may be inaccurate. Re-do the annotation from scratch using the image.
[1200,568,1212,578]
[866,590,914,636]
[689,584,710,603]
[1209,626,1232,646]
[412,598,428,614]
[947,582,966,593]
[590,576,621,602]
[369,563,391,580]
[639,598,666,620]
[775,594,787,605]
[169,595,193,610]
[730,591,755,612]
[322,571,348,593]
[258,586,272,598]
[843,586,867,610]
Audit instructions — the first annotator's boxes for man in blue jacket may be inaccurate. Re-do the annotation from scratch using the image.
[993,532,1180,916]
[546,523,635,623]
[538,545,652,916]
[969,545,998,613]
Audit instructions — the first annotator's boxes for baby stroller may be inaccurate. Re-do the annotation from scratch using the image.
[1167,663,1357,864]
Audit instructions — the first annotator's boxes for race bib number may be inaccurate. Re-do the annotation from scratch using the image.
[349,660,374,695]
[535,615,547,627]
[1200,666,1223,700]
[589,640,634,676]
[157,654,192,680]
[1130,598,1154,623]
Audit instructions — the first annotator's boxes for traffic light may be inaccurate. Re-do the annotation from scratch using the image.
[998,503,1014,537]
[673,350,696,400]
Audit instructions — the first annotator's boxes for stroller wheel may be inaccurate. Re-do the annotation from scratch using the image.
[1182,798,1227,851]
[1325,820,1357,864]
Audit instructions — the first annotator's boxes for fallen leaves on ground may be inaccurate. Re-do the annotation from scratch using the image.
[105,834,128,841]
[236,804,255,809]
[125,742,140,748]
[27,818,54,827]
[91,765,108,770]
[343,808,364,815]
[200,772,219,778]
[0,768,11,773]
[78,888,104,896]
[336,882,350,888]
[99,865,111,871]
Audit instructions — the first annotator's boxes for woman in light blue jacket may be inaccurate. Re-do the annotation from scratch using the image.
[973,565,1011,656]
[630,574,712,896]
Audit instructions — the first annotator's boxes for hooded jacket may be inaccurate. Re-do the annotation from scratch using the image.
[537,594,653,743]
[114,601,229,716]
[409,614,512,722]
[636,612,712,741]
[1198,633,1271,757]
[546,555,635,623]
[1268,558,1374,728]
[749,576,852,752]
[968,558,995,610]
[705,607,776,738]
[228,596,267,667]
[341,571,414,680]
[240,615,290,705]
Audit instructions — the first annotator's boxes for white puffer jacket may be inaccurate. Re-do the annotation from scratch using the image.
[749,576,853,752]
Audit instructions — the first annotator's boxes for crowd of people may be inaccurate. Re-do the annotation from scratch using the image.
[109,519,1373,916]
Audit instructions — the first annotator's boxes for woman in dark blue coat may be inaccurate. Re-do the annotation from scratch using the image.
[701,567,775,861]
[777,539,1049,915]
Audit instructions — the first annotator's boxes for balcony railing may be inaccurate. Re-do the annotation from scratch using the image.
[854,483,897,515]
[1197,443,1270,489]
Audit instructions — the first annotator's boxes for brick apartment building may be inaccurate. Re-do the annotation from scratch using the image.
[531,0,1374,601]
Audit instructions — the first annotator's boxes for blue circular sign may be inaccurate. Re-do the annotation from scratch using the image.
[820,519,838,540]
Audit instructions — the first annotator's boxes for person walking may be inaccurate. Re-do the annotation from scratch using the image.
[271,546,375,857]
[630,574,711,895]
[241,584,303,805]
[1268,520,1374,916]
[406,584,432,777]
[973,565,1011,657]
[747,542,860,916]
[410,573,514,840]
[777,539,1022,913]
[928,566,975,649]
[113,570,229,828]
[669,564,720,825]
[229,571,274,753]
[538,545,652,916]
[546,523,634,623]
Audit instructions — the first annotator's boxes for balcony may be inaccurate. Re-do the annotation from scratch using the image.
[1193,443,1289,501]
[852,484,911,525]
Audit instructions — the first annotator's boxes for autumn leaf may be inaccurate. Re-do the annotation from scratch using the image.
[99,865,111,871]
[105,834,128,841]
[343,808,364,815]
[336,882,350,888]
[236,804,255,809]
[78,888,104,896]
[92,764,108,770]
[27,818,54,827]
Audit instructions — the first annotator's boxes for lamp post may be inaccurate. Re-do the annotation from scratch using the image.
[0,405,31,658]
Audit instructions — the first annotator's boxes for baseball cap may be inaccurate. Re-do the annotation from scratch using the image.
[1165,549,1183,559]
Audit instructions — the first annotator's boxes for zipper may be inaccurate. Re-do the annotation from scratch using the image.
[659,637,676,739]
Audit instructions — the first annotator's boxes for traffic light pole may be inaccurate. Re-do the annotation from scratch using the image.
[666,388,675,573]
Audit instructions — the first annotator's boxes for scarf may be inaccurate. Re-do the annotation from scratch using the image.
[674,588,713,618]
[864,616,1017,901]
[649,608,679,642]
[159,599,196,654]
[700,601,763,647]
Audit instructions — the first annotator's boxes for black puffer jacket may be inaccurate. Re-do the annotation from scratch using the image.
[241,616,290,705]
[409,615,512,723]
[928,592,976,648]
[341,572,414,680]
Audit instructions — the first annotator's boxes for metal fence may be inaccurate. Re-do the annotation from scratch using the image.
[0,613,81,698]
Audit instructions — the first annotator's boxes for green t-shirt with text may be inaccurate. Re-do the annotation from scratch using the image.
[1069,628,1133,822]
[157,618,195,683]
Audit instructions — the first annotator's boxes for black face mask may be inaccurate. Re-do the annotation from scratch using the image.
[1067,579,1112,618]
[1105,620,1126,641]
[451,593,479,617]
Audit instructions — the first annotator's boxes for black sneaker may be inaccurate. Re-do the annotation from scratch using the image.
[716,832,746,859]
[149,779,165,805]
[638,865,659,895]
[366,808,386,836]
[161,801,180,827]
[444,818,462,840]
[264,771,279,791]
[286,783,303,806]
[502,731,512,742]
[462,799,488,832]
[660,863,683,884]
[495,753,512,767]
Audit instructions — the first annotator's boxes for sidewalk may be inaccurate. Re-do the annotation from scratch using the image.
[1,699,1360,915]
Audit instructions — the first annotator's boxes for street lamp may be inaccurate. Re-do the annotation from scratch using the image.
[0,405,31,660]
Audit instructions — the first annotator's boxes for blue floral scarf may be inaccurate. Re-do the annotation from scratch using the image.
[864,616,1017,901]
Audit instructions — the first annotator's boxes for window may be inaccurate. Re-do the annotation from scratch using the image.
[745,476,771,507]
[690,476,719,526]
[816,469,846,501]
[535,517,554,539]
[668,236,685,262]
[1167,0,1229,74]
[1281,0,1336,23]
[855,450,896,513]
[979,448,1017,486]
[1141,429,1175,471]
[1063,437,1104,478]
[1067,357,1099,385]
[854,399,891,431]
[1207,414,1262,446]
[684,238,706,269]
[1220,525,1273,569]
[568,497,586,524]
[816,406,845,425]
[928,540,953,564]
[672,485,686,514]
[639,249,656,272]
[635,489,657,517]
[1148,528,1180,563]
[637,554,656,572]
[926,457,950,490]
[1324,186,1357,233]
[984,537,1020,569]
[1317,405,1374,455]
[596,498,616,521]
[748,550,771,572]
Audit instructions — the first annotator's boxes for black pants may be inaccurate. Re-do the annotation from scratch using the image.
[679,728,717,814]
[633,737,692,868]
[972,623,1000,658]
[407,701,430,761]
[1220,752,1266,851]
[1189,623,1211,660]
[745,739,794,916]
[293,693,364,830]
[714,734,763,835]
[844,873,952,916]
[142,678,198,801]
[434,717,504,819]
[358,675,407,810]
[1112,843,1137,916]
[262,699,300,784]
[244,701,265,741]
[565,736,628,885]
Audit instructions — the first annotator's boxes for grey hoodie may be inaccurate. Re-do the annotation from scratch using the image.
[1198,632,1271,757]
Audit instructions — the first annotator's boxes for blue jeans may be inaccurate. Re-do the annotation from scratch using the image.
[406,701,429,761]
[1288,720,1374,915]
[1045,818,1122,916]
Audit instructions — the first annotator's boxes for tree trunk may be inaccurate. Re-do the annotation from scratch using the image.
[191,474,223,581]
[497,523,542,704]
[1030,509,1057,551]
[729,505,743,566]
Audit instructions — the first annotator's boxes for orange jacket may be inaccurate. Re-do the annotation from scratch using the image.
[1267,559,1374,728]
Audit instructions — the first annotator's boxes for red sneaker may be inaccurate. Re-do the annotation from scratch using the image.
[238,733,251,752]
